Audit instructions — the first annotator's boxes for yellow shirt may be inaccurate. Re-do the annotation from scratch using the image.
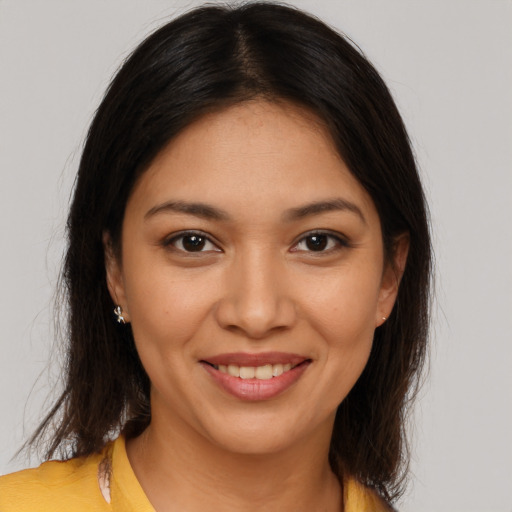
[0,436,390,511]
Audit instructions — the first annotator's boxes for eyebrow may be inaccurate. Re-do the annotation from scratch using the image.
[145,200,231,221]
[282,198,366,224]
[145,198,366,224]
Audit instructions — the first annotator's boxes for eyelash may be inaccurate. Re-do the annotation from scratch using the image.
[290,231,349,254]
[163,230,220,253]
[163,230,349,255]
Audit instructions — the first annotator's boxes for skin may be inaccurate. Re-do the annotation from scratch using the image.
[106,100,408,512]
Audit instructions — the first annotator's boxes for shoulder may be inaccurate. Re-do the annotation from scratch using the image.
[0,449,109,512]
[344,478,395,512]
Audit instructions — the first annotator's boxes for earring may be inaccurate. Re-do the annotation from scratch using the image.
[381,316,387,322]
[114,306,126,324]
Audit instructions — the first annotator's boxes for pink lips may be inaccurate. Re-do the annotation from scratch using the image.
[200,352,311,401]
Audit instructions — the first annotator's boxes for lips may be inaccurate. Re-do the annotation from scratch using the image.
[203,352,307,367]
[200,352,311,401]
[214,362,295,380]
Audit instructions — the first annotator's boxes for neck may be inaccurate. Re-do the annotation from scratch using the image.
[126,413,342,512]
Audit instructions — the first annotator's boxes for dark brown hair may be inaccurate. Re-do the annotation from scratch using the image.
[31,2,431,505]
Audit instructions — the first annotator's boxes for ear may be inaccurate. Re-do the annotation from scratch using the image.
[376,233,409,327]
[103,232,130,323]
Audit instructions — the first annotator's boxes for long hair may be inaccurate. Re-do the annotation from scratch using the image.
[31,2,432,504]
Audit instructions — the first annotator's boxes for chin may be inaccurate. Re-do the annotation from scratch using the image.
[198,407,332,458]
[211,427,299,456]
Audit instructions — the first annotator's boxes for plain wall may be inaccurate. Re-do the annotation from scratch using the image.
[1,1,511,511]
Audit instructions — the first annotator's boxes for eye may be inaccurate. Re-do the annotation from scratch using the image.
[291,232,348,253]
[165,231,221,253]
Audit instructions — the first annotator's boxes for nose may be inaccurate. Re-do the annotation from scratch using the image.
[214,248,297,339]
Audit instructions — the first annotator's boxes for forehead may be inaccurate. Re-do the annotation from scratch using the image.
[127,100,378,223]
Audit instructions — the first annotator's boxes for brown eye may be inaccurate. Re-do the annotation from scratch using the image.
[305,235,328,251]
[165,231,221,253]
[291,232,348,253]
[182,235,206,251]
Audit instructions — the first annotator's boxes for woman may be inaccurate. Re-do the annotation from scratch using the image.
[0,3,431,511]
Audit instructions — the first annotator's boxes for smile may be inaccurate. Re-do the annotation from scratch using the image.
[200,353,311,400]
[213,363,296,380]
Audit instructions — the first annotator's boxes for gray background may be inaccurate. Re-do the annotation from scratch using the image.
[1,1,511,510]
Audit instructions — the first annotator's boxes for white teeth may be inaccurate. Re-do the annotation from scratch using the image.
[227,364,240,377]
[272,363,284,377]
[239,366,255,379]
[216,362,298,380]
[255,364,273,380]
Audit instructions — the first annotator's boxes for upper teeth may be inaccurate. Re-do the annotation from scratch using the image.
[216,363,293,380]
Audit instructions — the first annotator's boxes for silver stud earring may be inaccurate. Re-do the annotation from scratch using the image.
[114,306,126,324]
[382,316,387,322]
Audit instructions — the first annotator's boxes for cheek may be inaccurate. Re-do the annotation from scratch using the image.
[123,264,217,354]
[298,264,381,400]
[124,270,217,407]
[301,265,382,342]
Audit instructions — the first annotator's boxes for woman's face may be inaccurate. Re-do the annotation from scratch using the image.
[107,101,404,455]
